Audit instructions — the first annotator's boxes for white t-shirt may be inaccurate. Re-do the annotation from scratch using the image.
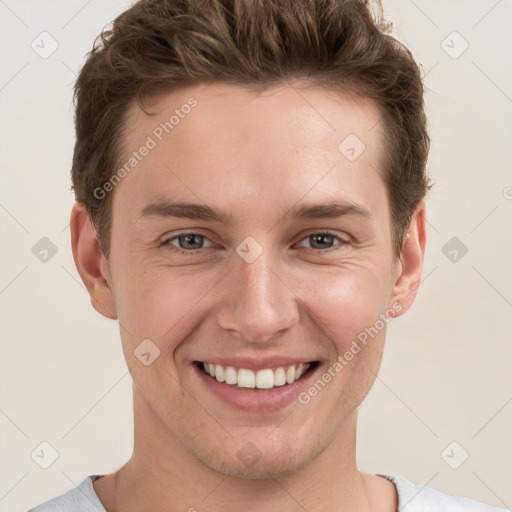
[27,474,509,511]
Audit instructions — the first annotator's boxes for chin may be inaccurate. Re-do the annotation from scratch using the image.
[203,452,311,480]
[187,433,320,481]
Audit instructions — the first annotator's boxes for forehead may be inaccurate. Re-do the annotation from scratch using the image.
[114,81,386,222]
[124,81,383,152]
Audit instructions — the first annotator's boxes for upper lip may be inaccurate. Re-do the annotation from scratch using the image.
[195,356,319,371]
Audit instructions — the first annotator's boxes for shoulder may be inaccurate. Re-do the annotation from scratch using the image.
[26,475,106,512]
[380,474,510,512]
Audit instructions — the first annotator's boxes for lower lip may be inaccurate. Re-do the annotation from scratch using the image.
[193,362,319,413]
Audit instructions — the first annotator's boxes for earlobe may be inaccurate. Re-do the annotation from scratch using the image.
[70,202,118,320]
[390,201,427,317]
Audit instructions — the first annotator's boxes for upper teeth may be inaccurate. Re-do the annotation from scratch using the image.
[202,362,311,389]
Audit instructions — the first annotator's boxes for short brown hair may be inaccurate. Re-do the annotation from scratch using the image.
[71,0,432,259]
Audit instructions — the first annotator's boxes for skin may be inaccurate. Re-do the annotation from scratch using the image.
[71,81,427,512]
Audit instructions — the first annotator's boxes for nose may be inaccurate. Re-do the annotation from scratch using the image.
[215,248,300,344]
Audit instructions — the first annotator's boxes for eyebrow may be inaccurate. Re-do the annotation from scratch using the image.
[137,199,373,225]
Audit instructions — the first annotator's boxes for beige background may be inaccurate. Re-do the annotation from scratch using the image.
[1,0,511,510]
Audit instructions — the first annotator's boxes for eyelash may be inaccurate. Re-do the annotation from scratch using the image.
[162,231,350,256]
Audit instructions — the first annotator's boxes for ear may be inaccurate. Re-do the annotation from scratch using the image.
[70,202,118,320]
[389,201,427,317]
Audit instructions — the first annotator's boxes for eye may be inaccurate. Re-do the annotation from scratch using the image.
[164,233,213,254]
[296,231,349,251]
[162,230,349,256]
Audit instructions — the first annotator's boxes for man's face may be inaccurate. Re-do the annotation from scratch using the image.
[101,82,414,478]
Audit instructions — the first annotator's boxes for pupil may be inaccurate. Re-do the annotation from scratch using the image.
[180,234,202,249]
[312,234,333,249]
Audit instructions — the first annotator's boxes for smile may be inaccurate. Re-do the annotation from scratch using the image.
[196,361,318,390]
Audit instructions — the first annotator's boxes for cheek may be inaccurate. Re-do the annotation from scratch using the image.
[297,263,391,350]
[112,262,228,353]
